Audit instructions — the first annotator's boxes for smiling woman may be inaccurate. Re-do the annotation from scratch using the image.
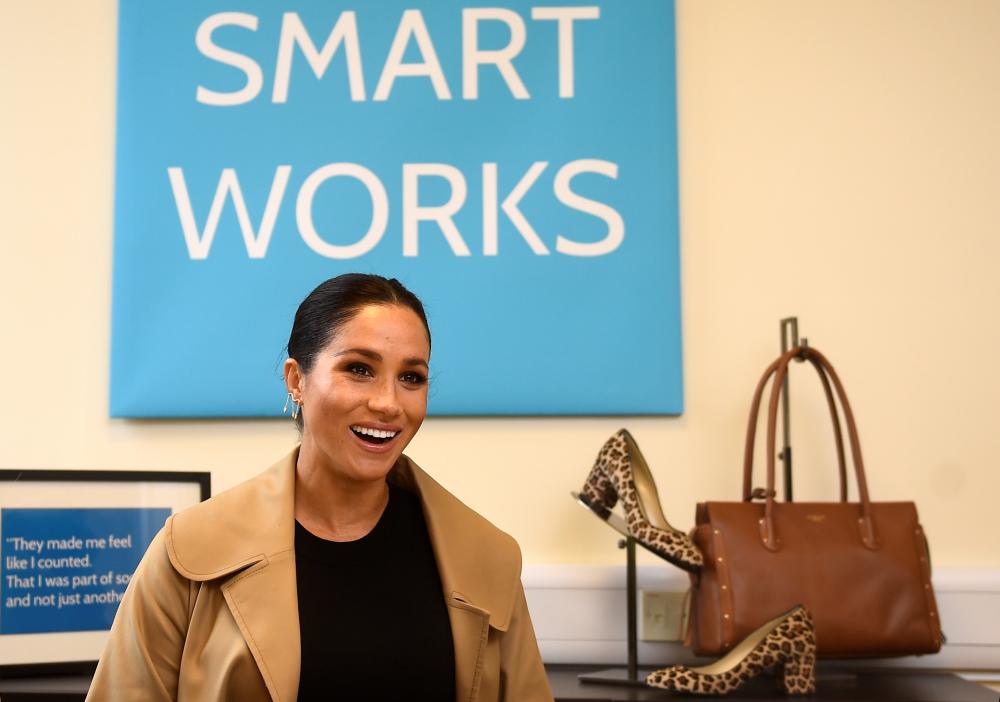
[87,274,553,702]
[284,277,433,518]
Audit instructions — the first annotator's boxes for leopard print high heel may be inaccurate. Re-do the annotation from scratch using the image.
[577,429,703,572]
[646,605,817,695]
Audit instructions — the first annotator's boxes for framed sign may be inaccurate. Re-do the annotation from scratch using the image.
[111,0,683,417]
[0,470,210,674]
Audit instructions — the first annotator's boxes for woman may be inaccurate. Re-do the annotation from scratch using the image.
[88,274,553,702]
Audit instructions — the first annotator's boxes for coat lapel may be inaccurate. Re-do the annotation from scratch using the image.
[166,449,301,702]
[222,551,300,702]
[446,594,491,702]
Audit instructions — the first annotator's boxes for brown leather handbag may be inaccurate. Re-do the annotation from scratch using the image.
[688,346,943,658]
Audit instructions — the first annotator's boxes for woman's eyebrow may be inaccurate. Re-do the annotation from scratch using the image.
[335,348,429,368]
[335,347,381,360]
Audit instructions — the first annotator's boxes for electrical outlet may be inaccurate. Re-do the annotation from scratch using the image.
[639,590,688,642]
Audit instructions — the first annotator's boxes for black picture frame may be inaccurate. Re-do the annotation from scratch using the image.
[0,468,210,678]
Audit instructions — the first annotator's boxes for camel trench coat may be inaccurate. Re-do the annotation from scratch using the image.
[87,449,553,702]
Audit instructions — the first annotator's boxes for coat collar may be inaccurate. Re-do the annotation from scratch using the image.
[165,447,520,701]
[165,449,295,581]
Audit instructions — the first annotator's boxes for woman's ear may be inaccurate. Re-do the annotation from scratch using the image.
[284,358,303,399]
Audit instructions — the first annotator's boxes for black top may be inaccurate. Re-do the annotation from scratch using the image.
[295,483,456,701]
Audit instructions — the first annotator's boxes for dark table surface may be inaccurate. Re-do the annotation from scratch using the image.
[0,665,994,701]
[546,665,996,702]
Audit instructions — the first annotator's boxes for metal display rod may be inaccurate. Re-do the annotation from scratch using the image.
[779,317,808,502]
[570,495,651,687]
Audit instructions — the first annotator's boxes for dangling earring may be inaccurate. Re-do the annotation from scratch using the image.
[283,392,301,420]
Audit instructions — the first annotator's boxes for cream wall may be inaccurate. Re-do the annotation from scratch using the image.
[2,1,999,570]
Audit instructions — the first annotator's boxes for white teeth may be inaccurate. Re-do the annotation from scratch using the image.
[351,425,397,439]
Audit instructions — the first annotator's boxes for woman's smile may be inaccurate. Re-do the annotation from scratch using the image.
[349,423,402,450]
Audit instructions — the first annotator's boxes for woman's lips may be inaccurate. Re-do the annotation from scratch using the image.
[349,426,399,453]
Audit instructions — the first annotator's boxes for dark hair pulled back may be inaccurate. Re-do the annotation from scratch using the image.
[287,274,430,379]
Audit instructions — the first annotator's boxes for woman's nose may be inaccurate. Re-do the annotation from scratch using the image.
[367,379,402,416]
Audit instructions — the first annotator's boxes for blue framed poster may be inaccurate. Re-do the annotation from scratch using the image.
[0,469,209,672]
[111,1,683,417]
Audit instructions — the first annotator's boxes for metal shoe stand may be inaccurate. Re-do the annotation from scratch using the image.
[578,535,654,686]
[570,495,653,687]
[568,317,808,688]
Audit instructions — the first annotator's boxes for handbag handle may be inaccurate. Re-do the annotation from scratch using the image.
[755,347,879,551]
[742,354,848,503]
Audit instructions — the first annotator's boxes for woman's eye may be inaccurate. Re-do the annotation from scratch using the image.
[346,363,373,377]
[400,371,427,385]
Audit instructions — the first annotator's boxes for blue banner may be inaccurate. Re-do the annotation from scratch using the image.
[1,508,171,635]
[111,1,683,416]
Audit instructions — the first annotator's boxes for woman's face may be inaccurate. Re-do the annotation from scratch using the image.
[289,303,430,484]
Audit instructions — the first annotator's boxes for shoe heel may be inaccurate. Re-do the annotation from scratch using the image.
[579,463,617,518]
[780,648,816,695]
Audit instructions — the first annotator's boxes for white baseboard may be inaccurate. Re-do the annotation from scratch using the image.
[522,565,1000,671]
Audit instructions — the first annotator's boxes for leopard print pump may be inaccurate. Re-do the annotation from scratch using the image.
[646,606,817,696]
[578,429,703,572]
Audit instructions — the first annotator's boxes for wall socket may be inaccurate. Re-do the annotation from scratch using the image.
[639,590,688,642]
